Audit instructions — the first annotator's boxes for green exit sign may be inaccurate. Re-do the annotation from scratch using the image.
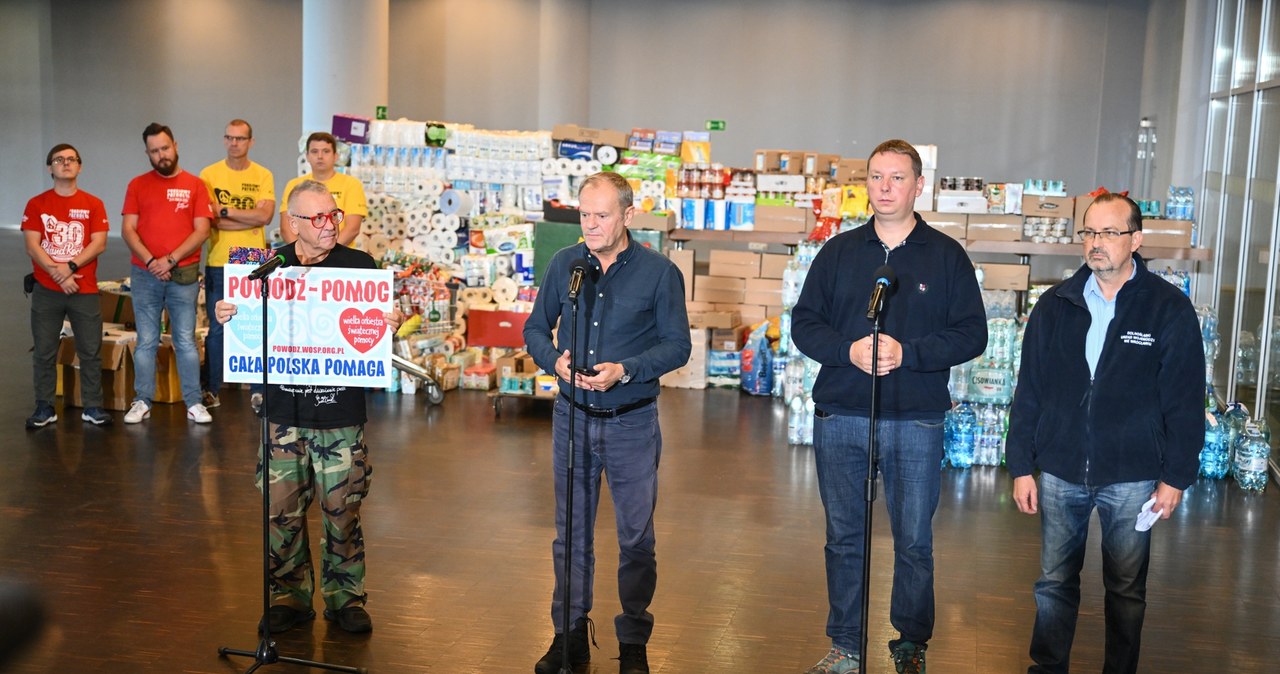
[705,119,726,131]
[375,105,388,120]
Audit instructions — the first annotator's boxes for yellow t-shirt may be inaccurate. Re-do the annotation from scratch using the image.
[280,172,369,236]
[200,159,276,266]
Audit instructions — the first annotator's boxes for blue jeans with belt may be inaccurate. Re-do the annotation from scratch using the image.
[549,395,661,645]
[1029,473,1155,674]
[812,411,944,655]
[131,264,201,408]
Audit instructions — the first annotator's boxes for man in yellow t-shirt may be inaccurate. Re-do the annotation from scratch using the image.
[280,132,366,247]
[200,118,276,409]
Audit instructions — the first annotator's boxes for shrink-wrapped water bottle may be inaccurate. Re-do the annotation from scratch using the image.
[1234,421,1270,493]
[946,403,976,469]
[1200,410,1230,479]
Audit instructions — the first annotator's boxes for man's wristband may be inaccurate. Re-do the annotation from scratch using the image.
[147,257,156,266]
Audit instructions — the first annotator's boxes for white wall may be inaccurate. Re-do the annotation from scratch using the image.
[3,0,1202,229]
[0,0,53,222]
[584,0,1150,191]
[0,0,304,227]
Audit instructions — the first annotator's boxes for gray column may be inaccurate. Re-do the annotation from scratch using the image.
[302,0,390,134]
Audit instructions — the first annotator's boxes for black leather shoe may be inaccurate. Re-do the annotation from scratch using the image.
[258,605,315,635]
[534,618,594,673]
[617,642,649,674]
[323,605,373,633]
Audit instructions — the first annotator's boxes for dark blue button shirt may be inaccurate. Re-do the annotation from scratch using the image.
[524,234,691,407]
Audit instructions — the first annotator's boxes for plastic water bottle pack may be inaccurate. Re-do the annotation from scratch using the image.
[1234,420,1270,493]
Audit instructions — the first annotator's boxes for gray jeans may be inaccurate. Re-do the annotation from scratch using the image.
[31,284,104,408]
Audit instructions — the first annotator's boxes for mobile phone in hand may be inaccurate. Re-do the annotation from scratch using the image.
[575,366,599,377]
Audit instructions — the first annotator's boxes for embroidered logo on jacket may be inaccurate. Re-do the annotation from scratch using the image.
[1121,331,1155,346]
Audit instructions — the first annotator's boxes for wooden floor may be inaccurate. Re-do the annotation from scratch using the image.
[3,229,1279,673]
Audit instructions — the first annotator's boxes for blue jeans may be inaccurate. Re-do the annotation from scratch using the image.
[549,396,661,645]
[131,265,201,408]
[1030,473,1155,674]
[812,412,944,655]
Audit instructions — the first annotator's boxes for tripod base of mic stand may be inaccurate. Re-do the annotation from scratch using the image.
[219,639,367,674]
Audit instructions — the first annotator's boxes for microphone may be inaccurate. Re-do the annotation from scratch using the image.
[865,265,896,320]
[567,258,590,300]
[248,253,288,281]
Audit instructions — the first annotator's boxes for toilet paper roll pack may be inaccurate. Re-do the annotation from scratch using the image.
[440,189,475,216]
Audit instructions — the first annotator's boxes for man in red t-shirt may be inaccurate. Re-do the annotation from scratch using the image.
[120,123,213,425]
[22,143,112,429]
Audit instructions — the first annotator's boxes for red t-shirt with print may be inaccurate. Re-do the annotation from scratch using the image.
[22,188,111,294]
[121,170,213,268]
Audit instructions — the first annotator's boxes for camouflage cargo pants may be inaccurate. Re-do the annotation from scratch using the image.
[258,423,372,611]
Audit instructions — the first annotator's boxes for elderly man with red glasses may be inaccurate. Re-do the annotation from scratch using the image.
[215,179,400,636]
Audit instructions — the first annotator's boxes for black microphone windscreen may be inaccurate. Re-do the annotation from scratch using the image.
[873,265,896,286]
[569,258,591,274]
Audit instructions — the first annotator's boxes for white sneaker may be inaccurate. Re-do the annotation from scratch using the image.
[187,403,213,424]
[124,400,151,424]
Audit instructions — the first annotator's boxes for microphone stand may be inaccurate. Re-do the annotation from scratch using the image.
[219,268,364,674]
[559,279,583,674]
[859,292,887,674]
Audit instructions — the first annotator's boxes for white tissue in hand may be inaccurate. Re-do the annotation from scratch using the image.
[1135,497,1163,532]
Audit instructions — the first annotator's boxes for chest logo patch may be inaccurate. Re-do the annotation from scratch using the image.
[1121,330,1155,347]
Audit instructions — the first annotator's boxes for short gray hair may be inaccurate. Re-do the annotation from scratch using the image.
[287,179,333,210]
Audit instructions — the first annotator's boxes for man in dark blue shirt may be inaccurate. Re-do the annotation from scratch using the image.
[792,139,987,674]
[524,172,690,674]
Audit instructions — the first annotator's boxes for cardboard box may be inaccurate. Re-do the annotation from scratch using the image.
[684,300,717,313]
[693,287,744,304]
[153,344,183,404]
[1140,219,1194,248]
[495,350,537,379]
[1022,194,1074,218]
[708,251,761,279]
[754,149,785,173]
[437,364,461,391]
[737,304,768,326]
[753,204,814,233]
[967,214,1023,242]
[630,210,676,231]
[551,123,628,149]
[979,263,1030,291]
[661,328,709,389]
[830,158,869,184]
[533,374,558,397]
[743,278,783,307]
[694,275,746,291]
[668,249,695,301]
[100,288,134,325]
[803,153,840,177]
[1073,194,1096,224]
[331,113,372,144]
[936,191,988,214]
[58,334,134,411]
[759,253,790,279]
[920,211,966,241]
[711,325,746,351]
[688,310,741,329]
[468,310,530,348]
[756,174,807,193]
